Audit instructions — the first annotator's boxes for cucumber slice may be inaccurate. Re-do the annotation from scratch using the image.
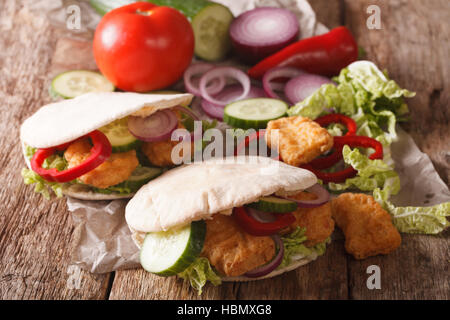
[140,220,206,276]
[51,70,114,99]
[125,166,163,190]
[224,98,288,129]
[99,117,141,153]
[191,3,234,61]
[247,196,298,213]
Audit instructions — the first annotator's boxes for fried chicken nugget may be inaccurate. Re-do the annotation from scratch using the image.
[283,192,335,246]
[201,214,275,277]
[265,116,333,167]
[141,122,193,167]
[331,193,401,260]
[64,138,139,189]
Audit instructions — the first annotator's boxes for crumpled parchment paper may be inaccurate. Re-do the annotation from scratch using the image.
[35,0,449,273]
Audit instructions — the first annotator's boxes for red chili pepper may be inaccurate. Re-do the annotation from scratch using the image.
[248,26,358,79]
[234,129,280,160]
[302,135,384,183]
[308,114,357,169]
[31,130,112,183]
[233,207,295,236]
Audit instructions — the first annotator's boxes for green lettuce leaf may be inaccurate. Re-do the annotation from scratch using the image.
[374,188,450,234]
[178,257,221,295]
[328,146,400,195]
[279,227,329,268]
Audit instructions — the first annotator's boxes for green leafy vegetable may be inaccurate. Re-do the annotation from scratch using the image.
[279,227,329,268]
[178,257,221,295]
[374,188,450,234]
[328,146,400,195]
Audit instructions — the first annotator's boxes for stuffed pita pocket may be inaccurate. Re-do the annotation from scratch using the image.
[20,91,196,200]
[126,156,334,293]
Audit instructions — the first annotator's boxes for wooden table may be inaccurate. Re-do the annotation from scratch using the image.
[0,0,448,300]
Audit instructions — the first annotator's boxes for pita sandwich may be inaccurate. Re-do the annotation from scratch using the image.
[20,91,193,200]
[126,156,333,292]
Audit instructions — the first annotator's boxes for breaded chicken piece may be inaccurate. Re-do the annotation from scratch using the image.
[201,214,275,277]
[265,116,333,167]
[282,192,335,246]
[64,138,139,189]
[331,193,401,260]
[141,122,193,167]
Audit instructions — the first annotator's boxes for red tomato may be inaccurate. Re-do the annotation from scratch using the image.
[93,2,194,92]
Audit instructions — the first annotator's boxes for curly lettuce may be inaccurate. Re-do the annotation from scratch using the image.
[328,145,400,195]
[279,227,329,268]
[178,257,221,295]
[374,188,450,234]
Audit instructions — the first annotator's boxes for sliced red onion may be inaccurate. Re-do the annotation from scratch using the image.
[230,7,299,64]
[128,109,178,142]
[262,66,305,99]
[280,183,330,208]
[284,74,334,104]
[244,235,284,278]
[201,85,266,120]
[246,207,276,223]
[199,67,251,106]
[183,63,225,96]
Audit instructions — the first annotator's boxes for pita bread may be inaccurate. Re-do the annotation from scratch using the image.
[20,92,193,148]
[20,92,192,200]
[126,156,317,233]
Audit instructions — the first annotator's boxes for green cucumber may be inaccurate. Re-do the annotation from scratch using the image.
[223,98,288,129]
[247,196,298,213]
[140,220,206,276]
[99,117,141,153]
[90,0,234,61]
[51,70,114,99]
[121,166,163,191]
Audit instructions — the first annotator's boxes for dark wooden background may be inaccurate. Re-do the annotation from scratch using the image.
[0,0,448,299]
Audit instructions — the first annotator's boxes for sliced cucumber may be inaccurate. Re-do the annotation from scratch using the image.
[191,2,234,61]
[90,0,234,61]
[99,117,141,153]
[51,70,114,99]
[247,196,298,213]
[140,220,206,276]
[121,166,163,191]
[224,98,288,129]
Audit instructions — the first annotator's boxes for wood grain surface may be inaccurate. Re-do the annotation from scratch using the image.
[0,0,448,300]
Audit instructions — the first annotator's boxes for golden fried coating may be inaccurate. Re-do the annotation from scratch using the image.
[331,193,401,260]
[141,122,193,167]
[282,192,335,246]
[201,214,275,277]
[265,116,333,167]
[64,138,139,189]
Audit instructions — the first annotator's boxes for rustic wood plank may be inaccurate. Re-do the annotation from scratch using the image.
[344,0,450,299]
[0,0,110,299]
[309,0,344,29]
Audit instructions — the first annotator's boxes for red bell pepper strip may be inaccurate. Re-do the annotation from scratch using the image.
[234,129,280,160]
[248,26,358,79]
[31,130,112,183]
[233,207,295,236]
[302,135,384,183]
[308,114,357,169]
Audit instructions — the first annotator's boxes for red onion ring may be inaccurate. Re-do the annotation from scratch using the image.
[201,84,266,120]
[128,109,178,142]
[262,66,305,99]
[279,183,330,208]
[199,67,251,106]
[244,235,284,278]
[246,207,276,223]
[284,74,334,104]
[183,63,225,96]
